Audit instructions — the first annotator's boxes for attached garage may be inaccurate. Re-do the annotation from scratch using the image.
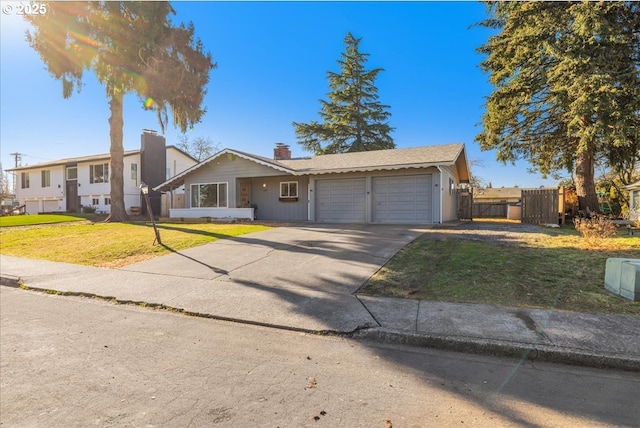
[373,175,432,223]
[316,178,366,222]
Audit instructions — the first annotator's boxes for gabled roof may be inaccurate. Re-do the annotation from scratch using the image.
[6,145,196,172]
[155,143,469,191]
[155,148,298,191]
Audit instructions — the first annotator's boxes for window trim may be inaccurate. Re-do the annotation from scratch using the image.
[89,163,109,184]
[66,167,77,180]
[21,172,30,189]
[130,163,138,188]
[190,182,228,208]
[41,170,51,188]
[279,181,299,201]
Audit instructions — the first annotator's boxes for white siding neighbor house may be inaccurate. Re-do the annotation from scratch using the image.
[155,143,470,224]
[625,180,640,222]
[9,130,196,215]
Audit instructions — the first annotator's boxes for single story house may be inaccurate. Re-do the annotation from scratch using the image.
[155,143,470,224]
[624,180,640,222]
[8,130,196,215]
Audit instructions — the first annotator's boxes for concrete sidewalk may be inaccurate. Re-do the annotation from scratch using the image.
[1,224,639,371]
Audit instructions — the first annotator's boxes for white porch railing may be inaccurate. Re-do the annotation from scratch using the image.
[169,207,254,220]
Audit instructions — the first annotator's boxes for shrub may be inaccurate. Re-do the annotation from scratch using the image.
[81,205,96,214]
[573,214,617,247]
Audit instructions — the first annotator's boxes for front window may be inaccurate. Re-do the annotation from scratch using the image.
[41,170,51,188]
[280,181,298,198]
[21,172,29,189]
[191,183,228,208]
[90,163,109,183]
[130,163,138,187]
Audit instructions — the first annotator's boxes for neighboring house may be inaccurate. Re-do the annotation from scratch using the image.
[624,180,640,221]
[8,130,197,215]
[155,143,470,224]
[473,187,522,204]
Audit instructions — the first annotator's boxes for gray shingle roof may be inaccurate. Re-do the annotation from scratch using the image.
[155,143,469,191]
[278,143,465,174]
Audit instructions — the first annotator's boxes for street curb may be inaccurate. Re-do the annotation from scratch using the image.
[5,278,639,372]
[0,275,22,288]
[353,328,640,372]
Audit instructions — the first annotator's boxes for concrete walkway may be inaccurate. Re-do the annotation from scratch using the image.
[1,224,639,371]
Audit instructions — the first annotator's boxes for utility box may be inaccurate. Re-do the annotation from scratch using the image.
[605,258,640,301]
[620,261,640,301]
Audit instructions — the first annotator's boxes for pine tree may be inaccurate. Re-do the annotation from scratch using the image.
[293,33,394,155]
[476,1,640,212]
[26,2,215,221]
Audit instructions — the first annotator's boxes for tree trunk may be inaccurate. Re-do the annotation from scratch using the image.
[574,147,600,214]
[105,93,128,222]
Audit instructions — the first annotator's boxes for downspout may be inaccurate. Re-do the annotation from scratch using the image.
[436,166,443,224]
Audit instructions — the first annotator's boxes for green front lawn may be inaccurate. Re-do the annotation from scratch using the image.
[0,221,271,267]
[0,214,91,228]
[358,226,640,315]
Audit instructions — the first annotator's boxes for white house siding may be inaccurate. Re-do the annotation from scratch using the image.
[439,164,460,222]
[16,165,66,213]
[167,148,197,180]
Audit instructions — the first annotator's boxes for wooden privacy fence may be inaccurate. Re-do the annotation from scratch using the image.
[521,188,559,224]
[472,202,509,218]
[456,188,473,220]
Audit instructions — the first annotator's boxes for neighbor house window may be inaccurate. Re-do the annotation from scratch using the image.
[66,167,77,180]
[105,198,111,205]
[280,181,298,198]
[21,172,30,189]
[41,170,51,188]
[89,163,109,183]
[130,163,138,187]
[92,198,99,205]
[191,183,228,208]
[166,167,171,180]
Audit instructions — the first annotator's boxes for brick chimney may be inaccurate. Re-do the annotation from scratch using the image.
[274,143,291,160]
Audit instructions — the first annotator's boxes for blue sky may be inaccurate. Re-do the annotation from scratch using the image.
[0,1,566,188]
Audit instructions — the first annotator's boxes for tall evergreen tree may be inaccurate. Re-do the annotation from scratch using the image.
[293,33,394,155]
[476,1,640,212]
[26,1,215,221]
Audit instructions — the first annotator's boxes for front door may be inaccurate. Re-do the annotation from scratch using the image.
[66,179,80,213]
[239,179,251,208]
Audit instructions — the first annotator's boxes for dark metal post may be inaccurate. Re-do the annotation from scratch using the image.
[140,183,162,245]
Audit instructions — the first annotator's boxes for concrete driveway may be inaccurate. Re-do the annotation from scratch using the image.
[2,224,428,333]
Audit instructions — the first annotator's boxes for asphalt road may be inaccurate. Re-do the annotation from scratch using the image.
[2,287,639,427]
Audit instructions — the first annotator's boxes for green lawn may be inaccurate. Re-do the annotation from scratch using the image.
[0,214,91,227]
[358,226,640,315]
[0,221,271,267]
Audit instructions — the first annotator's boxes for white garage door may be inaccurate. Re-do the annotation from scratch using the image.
[373,175,432,223]
[316,178,366,222]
